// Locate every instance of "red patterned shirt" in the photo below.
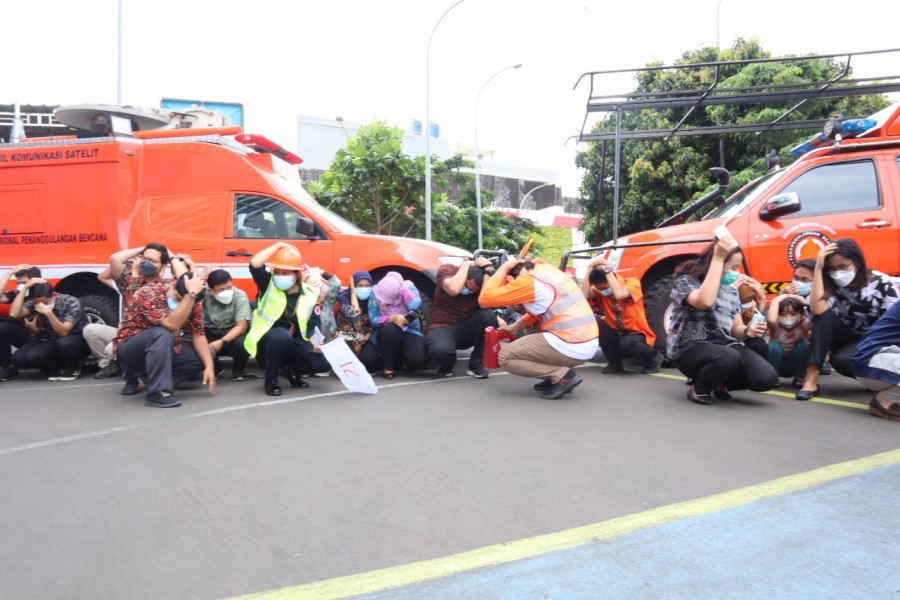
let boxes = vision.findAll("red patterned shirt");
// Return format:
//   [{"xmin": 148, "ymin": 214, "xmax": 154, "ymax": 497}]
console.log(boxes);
[{"xmin": 113, "ymin": 281, "xmax": 204, "ymax": 356}]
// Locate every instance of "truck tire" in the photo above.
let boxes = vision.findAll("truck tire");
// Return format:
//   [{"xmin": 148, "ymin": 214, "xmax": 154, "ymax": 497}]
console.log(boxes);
[
  {"xmin": 644, "ymin": 275, "xmax": 676, "ymax": 360},
  {"xmin": 80, "ymin": 295, "xmax": 120, "ymax": 327}
]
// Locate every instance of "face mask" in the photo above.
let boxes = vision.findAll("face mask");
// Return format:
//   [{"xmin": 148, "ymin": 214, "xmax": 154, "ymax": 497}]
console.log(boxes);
[
  {"xmin": 794, "ymin": 281, "xmax": 811, "ymax": 297},
  {"xmin": 167, "ymin": 296, "xmax": 179, "ymax": 310},
  {"xmin": 599, "ymin": 288, "xmax": 613, "ymax": 297},
  {"xmin": 16, "ymin": 283, "xmax": 25, "ymax": 292},
  {"xmin": 459, "ymin": 286, "xmax": 474, "ymax": 296},
  {"xmin": 829, "ymin": 269, "xmax": 856, "ymax": 288},
  {"xmin": 720, "ymin": 270, "xmax": 739, "ymax": 286},
  {"xmin": 741, "ymin": 301, "xmax": 754, "ymax": 311},
  {"xmin": 778, "ymin": 317, "xmax": 798, "ymax": 329},
  {"xmin": 214, "ymin": 289, "xmax": 234, "ymax": 304},
  {"xmin": 139, "ymin": 260, "xmax": 159, "ymax": 277},
  {"xmin": 355, "ymin": 287, "xmax": 372, "ymax": 300},
  {"xmin": 44, "ymin": 302, "xmax": 55, "ymax": 312},
  {"xmin": 273, "ymin": 275, "xmax": 295, "ymax": 291}
]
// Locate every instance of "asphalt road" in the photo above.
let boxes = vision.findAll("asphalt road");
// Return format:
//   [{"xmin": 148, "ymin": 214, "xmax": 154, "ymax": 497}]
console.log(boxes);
[{"xmin": 1, "ymin": 355, "xmax": 897, "ymax": 599}]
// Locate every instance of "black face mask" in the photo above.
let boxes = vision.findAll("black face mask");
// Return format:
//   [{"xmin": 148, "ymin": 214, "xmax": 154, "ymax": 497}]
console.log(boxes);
[{"xmin": 139, "ymin": 260, "xmax": 159, "ymax": 277}]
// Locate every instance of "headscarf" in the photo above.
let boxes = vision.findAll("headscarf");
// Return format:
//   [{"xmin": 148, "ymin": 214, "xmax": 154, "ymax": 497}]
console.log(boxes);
[
  {"xmin": 352, "ymin": 270, "xmax": 373, "ymax": 286},
  {"xmin": 372, "ymin": 271, "xmax": 414, "ymax": 317}
]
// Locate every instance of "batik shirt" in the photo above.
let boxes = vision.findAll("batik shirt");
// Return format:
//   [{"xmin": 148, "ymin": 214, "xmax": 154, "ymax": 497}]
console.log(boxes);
[
  {"xmin": 667, "ymin": 275, "xmax": 740, "ymax": 360},
  {"xmin": 113, "ymin": 281, "xmax": 203, "ymax": 356},
  {"xmin": 826, "ymin": 271, "xmax": 898, "ymax": 335}
]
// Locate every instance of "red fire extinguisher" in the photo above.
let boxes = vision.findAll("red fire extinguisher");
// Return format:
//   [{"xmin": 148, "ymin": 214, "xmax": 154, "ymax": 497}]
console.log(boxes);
[{"xmin": 483, "ymin": 326, "xmax": 516, "ymax": 369}]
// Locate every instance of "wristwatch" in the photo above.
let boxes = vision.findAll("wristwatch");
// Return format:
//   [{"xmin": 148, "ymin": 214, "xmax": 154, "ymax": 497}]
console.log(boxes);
[
  {"xmin": 188, "ymin": 291, "xmax": 199, "ymax": 299},
  {"xmin": 601, "ymin": 267, "xmax": 613, "ymax": 275}
]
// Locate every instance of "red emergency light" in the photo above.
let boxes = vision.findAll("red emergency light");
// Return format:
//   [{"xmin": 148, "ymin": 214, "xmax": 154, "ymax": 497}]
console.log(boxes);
[{"xmin": 235, "ymin": 133, "xmax": 304, "ymax": 165}]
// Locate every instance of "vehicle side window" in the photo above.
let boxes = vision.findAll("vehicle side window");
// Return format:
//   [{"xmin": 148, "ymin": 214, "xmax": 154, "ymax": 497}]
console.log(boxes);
[
  {"xmin": 780, "ymin": 159, "xmax": 880, "ymax": 217},
  {"xmin": 233, "ymin": 193, "xmax": 325, "ymax": 240}
]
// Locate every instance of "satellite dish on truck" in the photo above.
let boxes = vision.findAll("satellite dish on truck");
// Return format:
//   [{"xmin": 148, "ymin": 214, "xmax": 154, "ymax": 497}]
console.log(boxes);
[{"xmin": 54, "ymin": 104, "xmax": 174, "ymax": 134}]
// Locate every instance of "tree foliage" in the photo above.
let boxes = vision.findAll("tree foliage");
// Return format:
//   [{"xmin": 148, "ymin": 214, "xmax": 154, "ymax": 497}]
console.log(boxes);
[
  {"xmin": 575, "ymin": 38, "xmax": 892, "ymax": 245},
  {"xmin": 308, "ymin": 119, "xmax": 540, "ymax": 254}
]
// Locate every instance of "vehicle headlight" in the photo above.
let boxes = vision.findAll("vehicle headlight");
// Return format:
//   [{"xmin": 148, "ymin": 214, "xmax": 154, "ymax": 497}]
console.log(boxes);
[{"xmin": 599, "ymin": 239, "xmax": 627, "ymax": 270}]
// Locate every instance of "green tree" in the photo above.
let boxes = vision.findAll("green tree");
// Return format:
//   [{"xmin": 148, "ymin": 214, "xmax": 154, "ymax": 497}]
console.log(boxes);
[
  {"xmin": 576, "ymin": 39, "xmax": 891, "ymax": 245},
  {"xmin": 308, "ymin": 118, "xmax": 541, "ymax": 253}
]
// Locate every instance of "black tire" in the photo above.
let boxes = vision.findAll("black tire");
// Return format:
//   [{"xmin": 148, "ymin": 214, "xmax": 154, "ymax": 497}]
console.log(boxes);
[
  {"xmin": 80, "ymin": 295, "xmax": 120, "ymax": 327},
  {"xmin": 644, "ymin": 275, "xmax": 676, "ymax": 360}
]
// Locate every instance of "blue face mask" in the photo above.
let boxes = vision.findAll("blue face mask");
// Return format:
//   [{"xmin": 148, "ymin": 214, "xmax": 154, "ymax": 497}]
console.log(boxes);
[
  {"xmin": 720, "ymin": 270, "xmax": 739, "ymax": 286},
  {"xmin": 355, "ymin": 287, "xmax": 372, "ymax": 300},
  {"xmin": 459, "ymin": 286, "xmax": 474, "ymax": 296},
  {"xmin": 273, "ymin": 275, "xmax": 295, "ymax": 291},
  {"xmin": 167, "ymin": 296, "xmax": 179, "ymax": 310},
  {"xmin": 600, "ymin": 288, "xmax": 613, "ymax": 297},
  {"xmin": 794, "ymin": 281, "xmax": 811, "ymax": 297}
]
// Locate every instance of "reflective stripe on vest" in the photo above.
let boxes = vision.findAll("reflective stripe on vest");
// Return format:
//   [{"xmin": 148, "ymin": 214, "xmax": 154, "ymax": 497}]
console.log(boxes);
[
  {"xmin": 530, "ymin": 265, "xmax": 599, "ymax": 343},
  {"xmin": 244, "ymin": 278, "xmax": 315, "ymax": 357}
]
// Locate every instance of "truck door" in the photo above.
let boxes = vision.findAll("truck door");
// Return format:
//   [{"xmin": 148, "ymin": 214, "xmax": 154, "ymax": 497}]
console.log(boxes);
[
  {"xmin": 223, "ymin": 193, "xmax": 334, "ymax": 288},
  {"xmin": 745, "ymin": 157, "xmax": 899, "ymax": 292}
]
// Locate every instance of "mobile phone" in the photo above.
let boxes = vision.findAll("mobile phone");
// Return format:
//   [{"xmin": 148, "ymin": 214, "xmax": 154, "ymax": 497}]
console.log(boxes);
[
  {"xmin": 714, "ymin": 224, "xmax": 731, "ymax": 241},
  {"xmin": 404, "ymin": 312, "xmax": 418, "ymax": 323}
]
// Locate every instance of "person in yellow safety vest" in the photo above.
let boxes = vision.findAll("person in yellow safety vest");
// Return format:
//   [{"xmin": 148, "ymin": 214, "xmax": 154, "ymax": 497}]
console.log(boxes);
[
  {"xmin": 245, "ymin": 242, "xmax": 330, "ymax": 396},
  {"xmin": 478, "ymin": 258, "xmax": 599, "ymax": 399}
]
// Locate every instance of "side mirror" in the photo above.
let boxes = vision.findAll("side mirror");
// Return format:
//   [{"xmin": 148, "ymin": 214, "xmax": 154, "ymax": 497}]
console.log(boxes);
[
  {"xmin": 759, "ymin": 192, "xmax": 800, "ymax": 221},
  {"xmin": 295, "ymin": 216, "xmax": 318, "ymax": 238}
]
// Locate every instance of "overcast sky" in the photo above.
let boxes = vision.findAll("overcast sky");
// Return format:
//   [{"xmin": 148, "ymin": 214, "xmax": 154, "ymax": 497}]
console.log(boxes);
[{"xmin": 6, "ymin": 0, "xmax": 898, "ymax": 196}]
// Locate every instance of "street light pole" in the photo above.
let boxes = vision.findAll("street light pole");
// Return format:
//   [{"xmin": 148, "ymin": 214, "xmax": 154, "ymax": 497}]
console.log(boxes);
[
  {"xmin": 474, "ymin": 63, "xmax": 521, "ymax": 250},
  {"xmin": 519, "ymin": 181, "xmax": 554, "ymax": 211},
  {"xmin": 425, "ymin": 0, "xmax": 465, "ymax": 241}
]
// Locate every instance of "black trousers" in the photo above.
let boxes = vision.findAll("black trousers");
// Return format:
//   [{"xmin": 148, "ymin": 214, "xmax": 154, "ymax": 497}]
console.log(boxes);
[
  {"xmin": 0, "ymin": 320, "xmax": 29, "ymax": 367},
  {"xmin": 598, "ymin": 320, "xmax": 656, "ymax": 367},
  {"xmin": 205, "ymin": 328, "xmax": 250, "ymax": 371},
  {"xmin": 376, "ymin": 323, "xmax": 427, "ymax": 372},
  {"xmin": 256, "ymin": 327, "xmax": 329, "ymax": 383},
  {"xmin": 675, "ymin": 342, "xmax": 778, "ymax": 396},
  {"xmin": 807, "ymin": 310, "xmax": 860, "ymax": 378},
  {"xmin": 425, "ymin": 308, "xmax": 498, "ymax": 370},
  {"xmin": 11, "ymin": 334, "xmax": 90, "ymax": 372}
]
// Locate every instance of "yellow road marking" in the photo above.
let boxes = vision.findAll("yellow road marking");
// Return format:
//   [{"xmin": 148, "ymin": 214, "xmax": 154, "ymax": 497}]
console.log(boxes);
[{"xmin": 224, "ymin": 448, "xmax": 900, "ymax": 600}]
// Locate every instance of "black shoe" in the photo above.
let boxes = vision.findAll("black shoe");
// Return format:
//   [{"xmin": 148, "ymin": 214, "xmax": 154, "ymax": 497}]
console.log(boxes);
[
  {"xmin": 687, "ymin": 388, "xmax": 713, "ymax": 405},
  {"xmin": 642, "ymin": 351, "xmax": 665, "ymax": 374},
  {"xmin": 0, "ymin": 365, "xmax": 19, "ymax": 382},
  {"xmin": 285, "ymin": 371, "xmax": 309, "ymax": 389},
  {"xmin": 533, "ymin": 379, "xmax": 553, "ymax": 392},
  {"xmin": 382, "ymin": 371, "xmax": 396, "ymax": 380},
  {"xmin": 144, "ymin": 390, "xmax": 181, "ymax": 408},
  {"xmin": 602, "ymin": 363, "xmax": 625, "ymax": 374},
  {"xmin": 47, "ymin": 370, "xmax": 62, "ymax": 381},
  {"xmin": 214, "ymin": 361, "xmax": 225, "ymax": 379},
  {"xmin": 541, "ymin": 370, "xmax": 583, "ymax": 400},
  {"xmin": 436, "ymin": 366, "xmax": 454, "ymax": 378},
  {"xmin": 265, "ymin": 380, "xmax": 283, "ymax": 396},
  {"xmin": 94, "ymin": 362, "xmax": 121, "ymax": 379},
  {"xmin": 713, "ymin": 389, "xmax": 732, "ymax": 401},
  {"xmin": 795, "ymin": 387, "xmax": 820, "ymax": 401},
  {"xmin": 232, "ymin": 370, "xmax": 248, "ymax": 382},
  {"xmin": 466, "ymin": 367, "xmax": 490, "ymax": 379},
  {"xmin": 58, "ymin": 368, "xmax": 81, "ymax": 381},
  {"xmin": 121, "ymin": 379, "xmax": 141, "ymax": 396},
  {"xmin": 820, "ymin": 362, "xmax": 832, "ymax": 375}
]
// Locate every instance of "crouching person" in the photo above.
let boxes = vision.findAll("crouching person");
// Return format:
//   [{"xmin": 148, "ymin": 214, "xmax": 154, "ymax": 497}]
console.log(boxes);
[
  {"xmin": 114, "ymin": 272, "xmax": 215, "ymax": 407},
  {"xmin": 479, "ymin": 258, "xmax": 599, "ymax": 399},
  {"xmin": 8, "ymin": 279, "xmax": 90, "ymax": 380},
  {"xmin": 203, "ymin": 269, "xmax": 252, "ymax": 381}
]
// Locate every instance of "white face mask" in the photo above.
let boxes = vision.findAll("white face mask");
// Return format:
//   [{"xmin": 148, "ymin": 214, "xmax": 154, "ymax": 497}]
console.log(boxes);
[
  {"xmin": 829, "ymin": 269, "xmax": 856, "ymax": 288},
  {"xmin": 778, "ymin": 317, "xmax": 798, "ymax": 329},
  {"xmin": 214, "ymin": 289, "xmax": 234, "ymax": 304},
  {"xmin": 44, "ymin": 301, "xmax": 55, "ymax": 312},
  {"xmin": 16, "ymin": 283, "xmax": 25, "ymax": 292}
]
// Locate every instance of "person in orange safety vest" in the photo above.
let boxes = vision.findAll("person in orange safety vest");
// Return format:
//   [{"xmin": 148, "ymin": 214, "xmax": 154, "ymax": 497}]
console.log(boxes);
[{"xmin": 478, "ymin": 258, "xmax": 599, "ymax": 399}]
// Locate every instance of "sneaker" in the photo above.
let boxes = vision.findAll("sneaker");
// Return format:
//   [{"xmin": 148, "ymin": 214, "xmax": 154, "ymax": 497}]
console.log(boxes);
[
  {"xmin": 540, "ymin": 370, "xmax": 583, "ymax": 400},
  {"xmin": 47, "ymin": 370, "xmax": 62, "ymax": 381},
  {"xmin": 94, "ymin": 362, "xmax": 121, "ymax": 379},
  {"xmin": 820, "ymin": 361, "xmax": 833, "ymax": 375},
  {"xmin": 121, "ymin": 379, "xmax": 141, "ymax": 396},
  {"xmin": 214, "ymin": 362, "xmax": 225, "ymax": 379},
  {"xmin": 466, "ymin": 367, "xmax": 490, "ymax": 379},
  {"xmin": 313, "ymin": 371, "xmax": 333, "ymax": 378},
  {"xmin": 533, "ymin": 379, "xmax": 553, "ymax": 392},
  {"xmin": 436, "ymin": 365, "xmax": 454, "ymax": 378},
  {"xmin": 144, "ymin": 390, "xmax": 181, "ymax": 408},
  {"xmin": 641, "ymin": 351, "xmax": 665, "ymax": 374},
  {"xmin": 0, "ymin": 366, "xmax": 19, "ymax": 382},
  {"xmin": 58, "ymin": 368, "xmax": 81, "ymax": 381},
  {"xmin": 232, "ymin": 370, "xmax": 248, "ymax": 382}
]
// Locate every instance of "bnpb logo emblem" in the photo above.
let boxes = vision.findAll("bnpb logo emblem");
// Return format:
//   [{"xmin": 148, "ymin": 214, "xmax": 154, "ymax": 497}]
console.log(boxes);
[{"xmin": 788, "ymin": 230, "xmax": 831, "ymax": 267}]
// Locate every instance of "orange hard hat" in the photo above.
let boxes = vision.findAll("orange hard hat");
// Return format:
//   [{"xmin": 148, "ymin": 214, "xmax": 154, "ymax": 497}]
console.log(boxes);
[{"xmin": 272, "ymin": 246, "xmax": 303, "ymax": 270}]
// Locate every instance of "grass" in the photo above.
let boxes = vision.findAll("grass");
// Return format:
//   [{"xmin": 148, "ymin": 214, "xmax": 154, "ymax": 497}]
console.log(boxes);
[{"xmin": 533, "ymin": 226, "xmax": 573, "ymax": 269}]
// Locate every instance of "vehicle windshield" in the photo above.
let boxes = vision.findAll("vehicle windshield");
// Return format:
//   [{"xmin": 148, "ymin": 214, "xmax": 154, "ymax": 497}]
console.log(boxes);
[
  {"xmin": 704, "ymin": 169, "xmax": 788, "ymax": 219},
  {"xmin": 285, "ymin": 191, "xmax": 364, "ymax": 234}
]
